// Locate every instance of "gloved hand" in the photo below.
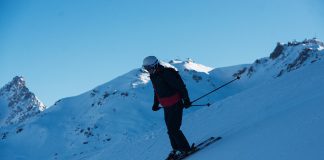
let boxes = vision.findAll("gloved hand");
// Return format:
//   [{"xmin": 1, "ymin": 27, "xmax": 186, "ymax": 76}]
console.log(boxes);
[
  {"xmin": 183, "ymin": 98, "xmax": 192, "ymax": 109},
  {"xmin": 152, "ymin": 104, "xmax": 161, "ymax": 111}
]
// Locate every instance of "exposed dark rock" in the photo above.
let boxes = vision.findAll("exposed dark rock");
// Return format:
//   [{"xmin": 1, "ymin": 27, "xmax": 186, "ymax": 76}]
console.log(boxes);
[
  {"xmin": 287, "ymin": 48, "xmax": 311, "ymax": 72},
  {"xmin": 233, "ymin": 67, "xmax": 247, "ymax": 77},
  {"xmin": 192, "ymin": 75, "xmax": 202, "ymax": 82},
  {"xmin": 247, "ymin": 66, "xmax": 255, "ymax": 77},
  {"xmin": 270, "ymin": 42, "xmax": 284, "ymax": 59}
]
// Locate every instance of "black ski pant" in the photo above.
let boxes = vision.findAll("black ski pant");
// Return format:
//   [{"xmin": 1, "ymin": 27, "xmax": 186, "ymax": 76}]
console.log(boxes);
[{"xmin": 163, "ymin": 102, "xmax": 191, "ymax": 152}]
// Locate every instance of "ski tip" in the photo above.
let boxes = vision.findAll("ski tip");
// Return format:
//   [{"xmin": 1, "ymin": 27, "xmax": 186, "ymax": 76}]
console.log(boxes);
[{"xmin": 210, "ymin": 136, "xmax": 222, "ymax": 141}]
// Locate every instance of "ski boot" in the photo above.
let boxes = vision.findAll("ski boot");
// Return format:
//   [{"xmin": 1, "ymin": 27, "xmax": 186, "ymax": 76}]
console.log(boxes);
[{"xmin": 165, "ymin": 150, "xmax": 177, "ymax": 160}]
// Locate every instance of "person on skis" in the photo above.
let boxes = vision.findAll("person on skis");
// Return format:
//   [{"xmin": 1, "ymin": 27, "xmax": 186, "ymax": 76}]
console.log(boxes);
[{"xmin": 142, "ymin": 56, "xmax": 192, "ymax": 159}]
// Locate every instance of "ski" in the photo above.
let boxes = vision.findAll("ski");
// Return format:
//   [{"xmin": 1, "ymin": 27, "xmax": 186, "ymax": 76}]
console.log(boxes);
[
  {"xmin": 166, "ymin": 136, "xmax": 222, "ymax": 160},
  {"xmin": 195, "ymin": 136, "xmax": 221, "ymax": 149},
  {"xmin": 178, "ymin": 136, "xmax": 222, "ymax": 160}
]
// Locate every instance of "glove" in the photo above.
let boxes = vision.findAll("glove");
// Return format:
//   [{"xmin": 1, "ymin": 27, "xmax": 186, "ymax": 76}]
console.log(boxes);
[
  {"xmin": 183, "ymin": 98, "xmax": 192, "ymax": 109},
  {"xmin": 152, "ymin": 104, "xmax": 161, "ymax": 111}
]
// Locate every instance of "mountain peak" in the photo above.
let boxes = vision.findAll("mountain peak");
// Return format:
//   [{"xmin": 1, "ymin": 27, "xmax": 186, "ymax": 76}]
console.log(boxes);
[
  {"xmin": 10, "ymin": 76, "xmax": 26, "ymax": 90},
  {"xmin": 0, "ymin": 76, "xmax": 27, "ymax": 95},
  {"xmin": 233, "ymin": 38, "xmax": 324, "ymax": 79},
  {"xmin": 0, "ymin": 76, "xmax": 46, "ymax": 126},
  {"xmin": 270, "ymin": 38, "xmax": 324, "ymax": 60},
  {"xmin": 12, "ymin": 76, "xmax": 25, "ymax": 86},
  {"xmin": 168, "ymin": 58, "xmax": 195, "ymax": 64},
  {"xmin": 168, "ymin": 58, "xmax": 213, "ymax": 74}
]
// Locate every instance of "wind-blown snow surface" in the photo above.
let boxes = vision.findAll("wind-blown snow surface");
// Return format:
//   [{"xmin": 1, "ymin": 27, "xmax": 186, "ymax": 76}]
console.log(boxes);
[{"xmin": 1, "ymin": 39, "xmax": 324, "ymax": 160}]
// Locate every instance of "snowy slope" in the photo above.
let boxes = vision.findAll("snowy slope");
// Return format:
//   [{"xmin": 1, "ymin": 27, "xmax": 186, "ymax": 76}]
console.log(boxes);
[
  {"xmin": 0, "ymin": 76, "xmax": 46, "ymax": 127},
  {"xmin": 184, "ymin": 56, "xmax": 324, "ymax": 160},
  {"xmin": 1, "ymin": 59, "xmax": 236, "ymax": 160},
  {"xmin": 120, "ymin": 39, "xmax": 324, "ymax": 160},
  {"xmin": 1, "ymin": 39, "xmax": 323, "ymax": 160}
]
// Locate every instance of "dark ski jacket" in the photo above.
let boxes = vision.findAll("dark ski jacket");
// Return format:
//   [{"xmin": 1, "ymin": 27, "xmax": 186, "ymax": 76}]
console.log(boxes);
[{"xmin": 150, "ymin": 64, "xmax": 190, "ymax": 107}]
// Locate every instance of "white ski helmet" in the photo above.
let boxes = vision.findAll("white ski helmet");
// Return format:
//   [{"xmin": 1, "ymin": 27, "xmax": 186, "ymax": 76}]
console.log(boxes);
[
  {"xmin": 143, "ymin": 56, "xmax": 159, "ymax": 67},
  {"xmin": 143, "ymin": 56, "xmax": 159, "ymax": 73}
]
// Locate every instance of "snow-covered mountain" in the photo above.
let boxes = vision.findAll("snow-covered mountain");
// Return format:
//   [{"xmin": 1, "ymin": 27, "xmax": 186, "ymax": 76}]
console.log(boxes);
[
  {"xmin": 0, "ymin": 76, "xmax": 46, "ymax": 128},
  {"xmin": 233, "ymin": 38, "xmax": 324, "ymax": 80},
  {"xmin": 0, "ymin": 38, "xmax": 323, "ymax": 160},
  {"xmin": 0, "ymin": 58, "xmax": 224, "ymax": 160}
]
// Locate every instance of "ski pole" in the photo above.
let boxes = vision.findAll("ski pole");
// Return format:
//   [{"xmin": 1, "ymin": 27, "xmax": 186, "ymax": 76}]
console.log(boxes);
[
  {"xmin": 190, "ymin": 103, "xmax": 211, "ymax": 107},
  {"xmin": 191, "ymin": 76, "xmax": 240, "ymax": 104}
]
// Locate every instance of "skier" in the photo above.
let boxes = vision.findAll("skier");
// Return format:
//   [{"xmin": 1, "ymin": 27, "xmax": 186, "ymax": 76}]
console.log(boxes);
[{"xmin": 142, "ymin": 56, "xmax": 192, "ymax": 159}]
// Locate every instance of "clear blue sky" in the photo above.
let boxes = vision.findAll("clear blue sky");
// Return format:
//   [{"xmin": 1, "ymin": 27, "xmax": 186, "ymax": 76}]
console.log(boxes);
[{"xmin": 1, "ymin": 0, "xmax": 323, "ymax": 106}]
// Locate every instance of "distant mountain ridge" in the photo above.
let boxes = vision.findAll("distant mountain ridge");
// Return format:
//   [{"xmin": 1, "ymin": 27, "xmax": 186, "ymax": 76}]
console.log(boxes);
[
  {"xmin": 233, "ymin": 38, "xmax": 324, "ymax": 79},
  {"xmin": 0, "ymin": 76, "xmax": 46, "ymax": 127},
  {"xmin": 0, "ymin": 38, "xmax": 323, "ymax": 160}
]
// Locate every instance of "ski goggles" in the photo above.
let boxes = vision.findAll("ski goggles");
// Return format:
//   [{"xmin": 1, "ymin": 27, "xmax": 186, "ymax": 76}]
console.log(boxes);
[{"xmin": 143, "ymin": 63, "xmax": 157, "ymax": 72}]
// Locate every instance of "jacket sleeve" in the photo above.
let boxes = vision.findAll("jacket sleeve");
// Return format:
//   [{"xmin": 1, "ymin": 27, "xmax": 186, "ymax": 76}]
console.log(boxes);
[
  {"xmin": 162, "ymin": 69, "xmax": 190, "ymax": 100},
  {"xmin": 153, "ymin": 91, "xmax": 160, "ymax": 106},
  {"xmin": 150, "ymin": 76, "xmax": 160, "ymax": 106}
]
